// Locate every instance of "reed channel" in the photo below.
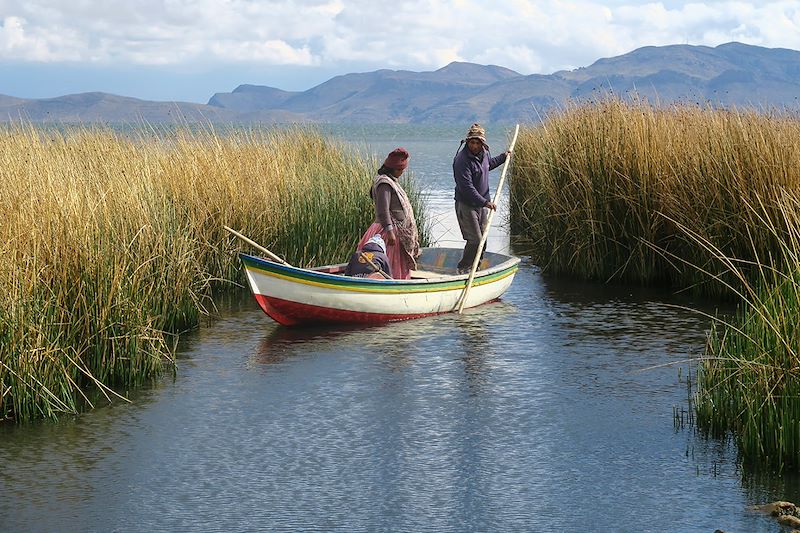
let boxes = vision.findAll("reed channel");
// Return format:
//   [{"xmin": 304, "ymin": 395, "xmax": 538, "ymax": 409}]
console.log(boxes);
[{"xmin": 510, "ymin": 99, "xmax": 800, "ymax": 472}]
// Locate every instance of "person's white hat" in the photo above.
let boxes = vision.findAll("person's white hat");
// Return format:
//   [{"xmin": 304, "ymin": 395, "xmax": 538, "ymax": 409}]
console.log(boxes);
[{"xmin": 366, "ymin": 234, "xmax": 387, "ymax": 253}]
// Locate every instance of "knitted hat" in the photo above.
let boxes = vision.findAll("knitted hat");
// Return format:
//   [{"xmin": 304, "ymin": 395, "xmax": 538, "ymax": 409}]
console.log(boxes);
[
  {"xmin": 365, "ymin": 234, "xmax": 387, "ymax": 253},
  {"xmin": 383, "ymin": 147, "xmax": 410, "ymax": 171},
  {"xmin": 465, "ymin": 123, "xmax": 486, "ymax": 143}
]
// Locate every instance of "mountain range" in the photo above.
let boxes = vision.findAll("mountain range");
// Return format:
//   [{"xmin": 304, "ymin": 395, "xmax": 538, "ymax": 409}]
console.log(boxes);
[{"xmin": 2, "ymin": 42, "xmax": 799, "ymax": 124}]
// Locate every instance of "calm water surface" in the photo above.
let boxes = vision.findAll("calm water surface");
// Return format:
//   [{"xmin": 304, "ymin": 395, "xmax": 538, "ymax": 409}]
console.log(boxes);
[{"xmin": 2, "ymin": 125, "xmax": 799, "ymax": 532}]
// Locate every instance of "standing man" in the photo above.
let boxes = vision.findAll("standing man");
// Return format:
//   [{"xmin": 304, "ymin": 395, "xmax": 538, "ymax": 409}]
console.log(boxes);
[{"xmin": 452, "ymin": 123, "xmax": 510, "ymax": 274}]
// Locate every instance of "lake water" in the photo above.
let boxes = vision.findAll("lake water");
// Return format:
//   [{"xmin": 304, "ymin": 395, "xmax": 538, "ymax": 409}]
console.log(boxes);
[{"xmin": 2, "ymin": 125, "xmax": 799, "ymax": 532}]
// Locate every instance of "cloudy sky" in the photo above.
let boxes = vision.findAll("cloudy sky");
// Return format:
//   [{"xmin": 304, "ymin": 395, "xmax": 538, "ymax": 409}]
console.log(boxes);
[{"xmin": 1, "ymin": 0, "xmax": 799, "ymax": 103}]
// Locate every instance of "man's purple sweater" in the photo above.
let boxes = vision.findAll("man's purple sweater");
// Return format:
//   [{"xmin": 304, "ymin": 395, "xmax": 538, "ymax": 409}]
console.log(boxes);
[{"xmin": 453, "ymin": 146, "xmax": 507, "ymax": 208}]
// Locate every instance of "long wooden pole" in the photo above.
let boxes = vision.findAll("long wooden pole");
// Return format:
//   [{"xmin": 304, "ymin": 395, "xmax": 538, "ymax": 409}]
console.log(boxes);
[
  {"xmin": 223, "ymin": 225, "xmax": 290, "ymax": 265},
  {"xmin": 455, "ymin": 124, "xmax": 520, "ymax": 314}
]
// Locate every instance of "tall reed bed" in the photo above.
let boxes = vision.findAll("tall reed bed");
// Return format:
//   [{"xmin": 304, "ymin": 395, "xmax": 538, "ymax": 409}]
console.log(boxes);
[
  {"xmin": 0, "ymin": 124, "xmax": 427, "ymax": 422},
  {"xmin": 693, "ymin": 191, "xmax": 800, "ymax": 470},
  {"xmin": 510, "ymin": 99, "xmax": 800, "ymax": 295},
  {"xmin": 509, "ymin": 99, "xmax": 800, "ymax": 469}
]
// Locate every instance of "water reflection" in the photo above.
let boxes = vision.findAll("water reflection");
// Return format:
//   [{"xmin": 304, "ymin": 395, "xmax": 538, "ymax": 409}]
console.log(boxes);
[
  {"xmin": 249, "ymin": 300, "xmax": 518, "ymax": 378},
  {"xmin": 741, "ymin": 464, "xmax": 800, "ymax": 506},
  {"xmin": 455, "ymin": 317, "xmax": 491, "ymax": 396}
]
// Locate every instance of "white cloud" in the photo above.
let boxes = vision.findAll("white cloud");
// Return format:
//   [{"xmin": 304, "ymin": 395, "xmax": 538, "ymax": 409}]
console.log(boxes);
[
  {"xmin": 210, "ymin": 40, "xmax": 317, "ymax": 65},
  {"xmin": 0, "ymin": 0, "xmax": 799, "ymax": 74},
  {"xmin": 0, "ymin": 16, "xmax": 85, "ymax": 61}
]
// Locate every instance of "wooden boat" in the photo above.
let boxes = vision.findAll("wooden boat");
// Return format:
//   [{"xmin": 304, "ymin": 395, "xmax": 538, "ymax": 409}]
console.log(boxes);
[{"xmin": 240, "ymin": 247, "xmax": 520, "ymax": 326}]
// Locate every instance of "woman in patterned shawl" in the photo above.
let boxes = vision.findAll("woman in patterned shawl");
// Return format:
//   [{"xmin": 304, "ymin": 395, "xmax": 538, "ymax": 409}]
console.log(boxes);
[{"xmin": 355, "ymin": 147, "xmax": 420, "ymax": 279}]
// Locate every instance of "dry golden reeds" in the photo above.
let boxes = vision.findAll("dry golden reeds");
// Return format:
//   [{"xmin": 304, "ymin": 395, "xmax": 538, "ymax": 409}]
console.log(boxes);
[
  {"xmin": 0, "ymin": 123, "xmax": 428, "ymax": 422},
  {"xmin": 510, "ymin": 99, "xmax": 800, "ymax": 294}
]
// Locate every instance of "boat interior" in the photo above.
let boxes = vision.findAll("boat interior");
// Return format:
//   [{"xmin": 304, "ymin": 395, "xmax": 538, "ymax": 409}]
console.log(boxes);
[{"xmin": 313, "ymin": 247, "xmax": 509, "ymax": 280}]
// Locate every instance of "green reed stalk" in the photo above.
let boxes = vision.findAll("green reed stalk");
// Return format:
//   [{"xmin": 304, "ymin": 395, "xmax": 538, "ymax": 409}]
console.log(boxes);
[{"xmin": 692, "ymin": 191, "xmax": 800, "ymax": 470}]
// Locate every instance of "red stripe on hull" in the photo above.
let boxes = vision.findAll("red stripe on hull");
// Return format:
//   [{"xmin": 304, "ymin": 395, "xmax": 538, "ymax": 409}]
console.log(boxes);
[{"xmin": 254, "ymin": 294, "xmax": 441, "ymax": 326}]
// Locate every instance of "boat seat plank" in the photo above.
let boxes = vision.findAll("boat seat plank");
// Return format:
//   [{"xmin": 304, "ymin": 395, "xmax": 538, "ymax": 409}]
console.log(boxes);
[{"xmin": 410, "ymin": 269, "xmax": 444, "ymax": 279}]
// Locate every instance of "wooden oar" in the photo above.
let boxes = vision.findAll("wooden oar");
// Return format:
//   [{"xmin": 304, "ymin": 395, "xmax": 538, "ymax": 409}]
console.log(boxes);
[
  {"xmin": 360, "ymin": 252, "xmax": 392, "ymax": 279},
  {"xmin": 223, "ymin": 225, "xmax": 290, "ymax": 265},
  {"xmin": 455, "ymin": 124, "xmax": 520, "ymax": 314}
]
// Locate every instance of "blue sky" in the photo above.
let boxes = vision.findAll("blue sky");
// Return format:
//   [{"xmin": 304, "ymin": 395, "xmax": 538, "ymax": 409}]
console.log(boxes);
[{"xmin": 1, "ymin": 1, "xmax": 799, "ymax": 103}]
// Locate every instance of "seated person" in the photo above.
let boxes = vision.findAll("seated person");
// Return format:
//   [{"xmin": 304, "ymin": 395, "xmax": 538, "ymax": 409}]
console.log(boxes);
[{"xmin": 344, "ymin": 235, "xmax": 392, "ymax": 278}]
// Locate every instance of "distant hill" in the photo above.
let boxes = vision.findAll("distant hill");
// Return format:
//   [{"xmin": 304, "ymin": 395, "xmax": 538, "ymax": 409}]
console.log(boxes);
[
  {"xmin": 0, "ymin": 92, "xmax": 238, "ymax": 123},
  {"xmin": 556, "ymin": 42, "xmax": 800, "ymax": 110},
  {"xmin": 210, "ymin": 62, "xmax": 522, "ymax": 123},
  {"xmin": 2, "ymin": 42, "xmax": 799, "ymax": 124}
]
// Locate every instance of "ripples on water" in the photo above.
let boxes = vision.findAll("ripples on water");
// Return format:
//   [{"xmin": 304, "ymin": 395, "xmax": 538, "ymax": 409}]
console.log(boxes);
[
  {"xmin": 3, "ymin": 125, "xmax": 800, "ymax": 531},
  {"xmin": 3, "ymin": 263, "xmax": 795, "ymax": 531}
]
